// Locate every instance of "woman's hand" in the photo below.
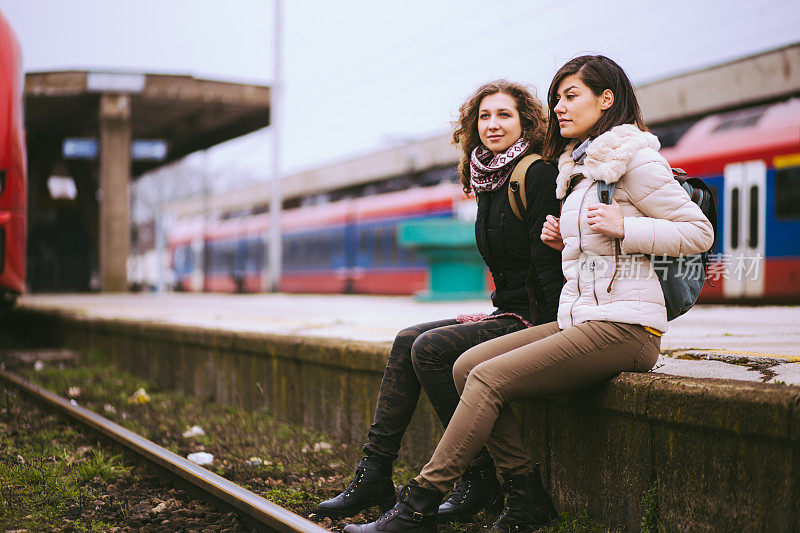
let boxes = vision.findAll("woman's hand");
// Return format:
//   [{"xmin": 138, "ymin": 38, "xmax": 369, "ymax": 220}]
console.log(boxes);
[
  {"xmin": 541, "ymin": 215, "xmax": 564, "ymax": 251},
  {"xmin": 586, "ymin": 199, "xmax": 625, "ymax": 238}
]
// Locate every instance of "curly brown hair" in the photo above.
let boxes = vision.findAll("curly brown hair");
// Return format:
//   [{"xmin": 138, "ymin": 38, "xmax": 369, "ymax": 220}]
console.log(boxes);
[{"xmin": 453, "ymin": 80, "xmax": 547, "ymax": 195}]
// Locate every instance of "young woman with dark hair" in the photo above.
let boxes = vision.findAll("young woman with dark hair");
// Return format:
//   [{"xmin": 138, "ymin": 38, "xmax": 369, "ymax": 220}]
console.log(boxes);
[
  {"xmin": 315, "ymin": 80, "xmax": 562, "ymax": 525},
  {"xmin": 343, "ymin": 56, "xmax": 713, "ymax": 533}
]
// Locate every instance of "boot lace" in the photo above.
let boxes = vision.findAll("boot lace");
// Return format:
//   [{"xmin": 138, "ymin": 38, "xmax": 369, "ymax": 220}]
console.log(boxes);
[
  {"xmin": 445, "ymin": 478, "xmax": 471, "ymax": 505},
  {"xmin": 375, "ymin": 484, "xmax": 409, "ymax": 526},
  {"xmin": 342, "ymin": 465, "xmax": 366, "ymax": 498},
  {"xmin": 494, "ymin": 481, "xmax": 525, "ymax": 527}
]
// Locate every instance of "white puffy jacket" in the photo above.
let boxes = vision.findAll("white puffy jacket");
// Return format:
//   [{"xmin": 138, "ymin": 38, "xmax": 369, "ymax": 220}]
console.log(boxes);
[{"xmin": 555, "ymin": 124, "xmax": 714, "ymax": 333}]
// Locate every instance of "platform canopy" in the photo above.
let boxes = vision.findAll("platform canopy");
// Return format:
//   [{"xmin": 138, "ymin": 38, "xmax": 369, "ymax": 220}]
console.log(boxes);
[
  {"xmin": 24, "ymin": 71, "xmax": 270, "ymax": 292},
  {"xmin": 25, "ymin": 71, "xmax": 270, "ymax": 176}
]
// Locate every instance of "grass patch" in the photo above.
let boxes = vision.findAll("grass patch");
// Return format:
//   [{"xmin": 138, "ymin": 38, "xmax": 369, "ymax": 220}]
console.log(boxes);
[
  {"xmin": 0, "ymin": 387, "xmax": 128, "ymax": 531},
  {"xmin": 76, "ymin": 449, "xmax": 129, "ymax": 484},
  {"xmin": 12, "ymin": 351, "xmax": 622, "ymax": 532},
  {"xmin": 640, "ymin": 482, "xmax": 660, "ymax": 533}
]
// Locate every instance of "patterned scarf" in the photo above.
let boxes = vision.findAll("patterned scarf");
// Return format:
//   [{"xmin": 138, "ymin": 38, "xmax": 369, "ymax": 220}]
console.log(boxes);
[{"xmin": 469, "ymin": 136, "xmax": 529, "ymax": 193}]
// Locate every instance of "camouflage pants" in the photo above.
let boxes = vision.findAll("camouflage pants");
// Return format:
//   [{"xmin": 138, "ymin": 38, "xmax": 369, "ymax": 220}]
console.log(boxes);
[{"xmin": 363, "ymin": 316, "xmax": 525, "ymax": 461}]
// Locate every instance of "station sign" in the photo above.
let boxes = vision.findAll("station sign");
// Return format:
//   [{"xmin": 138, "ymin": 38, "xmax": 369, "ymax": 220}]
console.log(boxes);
[
  {"xmin": 63, "ymin": 138, "xmax": 98, "ymax": 159},
  {"xmin": 87, "ymin": 72, "xmax": 145, "ymax": 94},
  {"xmin": 131, "ymin": 139, "xmax": 169, "ymax": 161},
  {"xmin": 63, "ymin": 138, "xmax": 168, "ymax": 162}
]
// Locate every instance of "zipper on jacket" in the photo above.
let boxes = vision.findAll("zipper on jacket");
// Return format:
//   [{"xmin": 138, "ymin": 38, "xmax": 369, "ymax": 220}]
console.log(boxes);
[{"xmin": 569, "ymin": 181, "xmax": 593, "ymax": 325}]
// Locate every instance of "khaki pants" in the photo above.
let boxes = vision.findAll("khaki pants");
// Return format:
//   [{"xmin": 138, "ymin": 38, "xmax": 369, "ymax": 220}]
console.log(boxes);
[{"xmin": 415, "ymin": 320, "xmax": 660, "ymax": 493}]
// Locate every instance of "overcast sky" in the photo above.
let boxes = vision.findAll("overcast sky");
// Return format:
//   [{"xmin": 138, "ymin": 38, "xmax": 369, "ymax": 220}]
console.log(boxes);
[{"xmin": 2, "ymin": 0, "xmax": 799, "ymax": 180}]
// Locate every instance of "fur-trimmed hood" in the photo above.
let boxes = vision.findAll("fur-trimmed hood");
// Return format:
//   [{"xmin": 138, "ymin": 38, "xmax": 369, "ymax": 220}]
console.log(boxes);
[{"xmin": 555, "ymin": 124, "xmax": 661, "ymax": 199}]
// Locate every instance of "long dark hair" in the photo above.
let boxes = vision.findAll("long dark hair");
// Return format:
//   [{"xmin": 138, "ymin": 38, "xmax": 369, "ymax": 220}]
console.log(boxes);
[
  {"xmin": 542, "ymin": 55, "xmax": 646, "ymax": 161},
  {"xmin": 453, "ymin": 80, "xmax": 547, "ymax": 195}
]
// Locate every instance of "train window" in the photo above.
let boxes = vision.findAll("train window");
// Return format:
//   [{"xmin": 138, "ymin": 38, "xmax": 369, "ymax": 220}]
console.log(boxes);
[
  {"xmin": 289, "ymin": 242, "xmax": 296, "ymax": 267},
  {"xmin": 706, "ymin": 184, "xmax": 720, "ymax": 253},
  {"xmin": 315, "ymin": 235, "xmax": 323, "ymax": 265},
  {"xmin": 183, "ymin": 246, "xmax": 194, "ymax": 272},
  {"xmin": 730, "ymin": 188, "xmax": 739, "ymax": 250},
  {"xmin": 389, "ymin": 227, "xmax": 399, "ymax": 264},
  {"xmin": 359, "ymin": 229, "xmax": 369, "ymax": 255},
  {"xmin": 254, "ymin": 240, "xmax": 265, "ymax": 270},
  {"xmin": 332, "ymin": 234, "xmax": 342, "ymax": 258},
  {"xmin": 748, "ymin": 186, "xmax": 759, "ymax": 248},
  {"xmin": 299, "ymin": 239, "xmax": 309, "ymax": 266},
  {"xmin": 712, "ymin": 106, "xmax": 768, "ymax": 133},
  {"xmin": 384, "ymin": 228, "xmax": 391, "ymax": 264},
  {"xmin": 374, "ymin": 228, "xmax": 383, "ymax": 265},
  {"xmin": 313, "ymin": 236, "xmax": 323, "ymax": 265},
  {"xmin": 775, "ymin": 167, "xmax": 800, "ymax": 220}
]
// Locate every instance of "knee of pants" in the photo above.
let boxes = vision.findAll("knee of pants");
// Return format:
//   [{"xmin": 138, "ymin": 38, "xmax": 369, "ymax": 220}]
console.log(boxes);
[
  {"xmin": 388, "ymin": 325, "xmax": 422, "ymax": 364},
  {"xmin": 463, "ymin": 361, "xmax": 507, "ymax": 403},
  {"xmin": 410, "ymin": 330, "xmax": 447, "ymax": 371},
  {"xmin": 452, "ymin": 347, "xmax": 480, "ymax": 393}
]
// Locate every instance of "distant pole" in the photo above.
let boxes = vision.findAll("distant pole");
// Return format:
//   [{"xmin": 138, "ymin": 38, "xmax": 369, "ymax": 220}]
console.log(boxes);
[
  {"xmin": 202, "ymin": 149, "xmax": 210, "ymax": 292},
  {"xmin": 268, "ymin": 0, "xmax": 283, "ymax": 292},
  {"xmin": 155, "ymin": 197, "xmax": 164, "ymax": 292}
]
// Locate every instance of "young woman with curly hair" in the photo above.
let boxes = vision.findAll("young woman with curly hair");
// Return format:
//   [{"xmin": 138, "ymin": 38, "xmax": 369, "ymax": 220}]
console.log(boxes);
[
  {"xmin": 343, "ymin": 57, "xmax": 713, "ymax": 533},
  {"xmin": 316, "ymin": 80, "xmax": 562, "ymax": 526}
]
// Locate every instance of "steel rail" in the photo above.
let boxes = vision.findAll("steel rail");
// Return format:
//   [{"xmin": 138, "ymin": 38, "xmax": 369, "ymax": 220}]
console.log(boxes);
[{"xmin": 0, "ymin": 368, "xmax": 329, "ymax": 533}]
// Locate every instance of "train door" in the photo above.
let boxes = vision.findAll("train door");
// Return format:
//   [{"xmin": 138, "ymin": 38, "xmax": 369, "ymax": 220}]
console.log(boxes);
[
  {"xmin": 259, "ymin": 235, "xmax": 270, "ymax": 292},
  {"xmin": 342, "ymin": 218, "xmax": 357, "ymax": 293},
  {"xmin": 191, "ymin": 237, "xmax": 204, "ymax": 291},
  {"xmin": 723, "ymin": 160, "xmax": 766, "ymax": 298}
]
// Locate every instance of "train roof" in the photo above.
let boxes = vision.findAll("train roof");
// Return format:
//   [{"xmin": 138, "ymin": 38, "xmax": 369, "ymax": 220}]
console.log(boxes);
[
  {"xmin": 169, "ymin": 182, "xmax": 465, "ymax": 244},
  {"xmin": 661, "ymin": 98, "xmax": 800, "ymax": 176}
]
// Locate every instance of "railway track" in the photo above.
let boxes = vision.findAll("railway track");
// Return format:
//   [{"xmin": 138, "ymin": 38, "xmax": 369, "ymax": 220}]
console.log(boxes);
[{"xmin": 0, "ymin": 368, "xmax": 330, "ymax": 533}]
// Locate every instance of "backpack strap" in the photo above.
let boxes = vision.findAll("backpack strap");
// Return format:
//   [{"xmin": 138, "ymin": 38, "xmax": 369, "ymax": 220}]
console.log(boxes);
[
  {"xmin": 596, "ymin": 181, "xmax": 616, "ymax": 204},
  {"xmin": 508, "ymin": 154, "xmax": 541, "ymax": 221},
  {"xmin": 596, "ymin": 180, "xmax": 620, "ymax": 292}
]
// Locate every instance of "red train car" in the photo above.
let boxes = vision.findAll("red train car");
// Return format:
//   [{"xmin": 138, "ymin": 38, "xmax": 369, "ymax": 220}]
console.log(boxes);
[
  {"xmin": 0, "ymin": 10, "xmax": 27, "ymax": 306},
  {"xmin": 661, "ymin": 99, "xmax": 800, "ymax": 303},
  {"xmin": 170, "ymin": 183, "xmax": 466, "ymax": 295}
]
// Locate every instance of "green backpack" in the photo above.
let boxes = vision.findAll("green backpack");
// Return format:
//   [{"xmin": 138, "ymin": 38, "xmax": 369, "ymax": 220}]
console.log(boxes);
[{"xmin": 507, "ymin": 154, "xmax": 542, "ymax": 221}]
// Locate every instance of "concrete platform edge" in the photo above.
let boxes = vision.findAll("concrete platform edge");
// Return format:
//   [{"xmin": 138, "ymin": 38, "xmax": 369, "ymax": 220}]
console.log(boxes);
[{"xmin": 4, "ymin": 307, "xmax": 799, "ymax": 532}]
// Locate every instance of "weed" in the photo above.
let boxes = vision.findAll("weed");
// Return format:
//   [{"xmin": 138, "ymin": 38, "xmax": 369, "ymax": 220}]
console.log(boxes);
[
  {"xmin": 76, "ymin": 449, "xmax": 128, "ymax": 484},
  {"xmin": 640, "ymin": 482, "xmax": 660, "ymax": 533},
  {"xmin": 263, "ymin": 487, "xmax": 310, "ymax": 508},
  {"xmin": 86, "ymin": 349, "xmax": 109, "ymax": 366}
]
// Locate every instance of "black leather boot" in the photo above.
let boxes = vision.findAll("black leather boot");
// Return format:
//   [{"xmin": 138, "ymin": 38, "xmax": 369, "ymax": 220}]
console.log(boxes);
[
  {"xmin": 490, "ymin": 467, "xmax": 558, "ymax": 532},
  {"xmin": 316, "ymin": 455, "xmax": 396, "ymax": 519},
  {"xmin": 436, "ymin": 458, "xmax": 502, "ymax": 523},
  {"xmin": 343, "ymin": 479, "xmax": 442, "ymax": 533}
]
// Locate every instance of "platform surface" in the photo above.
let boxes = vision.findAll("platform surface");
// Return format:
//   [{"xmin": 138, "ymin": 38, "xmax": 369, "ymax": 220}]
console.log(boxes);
[{"xmin": 18, "ymin": 293, "xmax": 800, "ymax": 385}]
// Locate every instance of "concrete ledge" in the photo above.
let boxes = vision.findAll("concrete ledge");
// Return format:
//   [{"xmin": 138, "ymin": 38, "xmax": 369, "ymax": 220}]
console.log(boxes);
[{"xmin": 3, "ymin": 308, "xmax": 798, "ymax": 532}]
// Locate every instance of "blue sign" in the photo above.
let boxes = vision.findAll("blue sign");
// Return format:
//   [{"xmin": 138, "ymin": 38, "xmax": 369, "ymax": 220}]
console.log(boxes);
[
  {"xmin": 62, "ymin": 138, "xmax": 168, "ymax": 161},
  {"xmin": 63, "ymin": 138, "xmax": 98, "ymax": 159},
  {"xmin": 131, "ymin": 139, "xmax": 168, "ymax": 161}
]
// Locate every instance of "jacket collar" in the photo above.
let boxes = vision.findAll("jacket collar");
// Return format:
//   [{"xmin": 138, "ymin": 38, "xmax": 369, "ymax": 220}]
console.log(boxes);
[{"xmin": 555, "ymin": 124, "xmax": 660, "ymax": 199}]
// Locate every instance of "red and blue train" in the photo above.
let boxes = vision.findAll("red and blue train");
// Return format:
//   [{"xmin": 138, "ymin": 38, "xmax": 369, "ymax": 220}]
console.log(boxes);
[
  {"xmin": 170, "ymin": 184, "xmax": 465, "ymax": 294},
  {"xmin": 0, "ymin": 10, "xmax": 27, "ymax": 307},
  {"xmin": 170, "ymin": 98, "xmax": 800, "ymax": 302},
  {"xmin": 660, "ymin": 98, "xmax": 800, "ymax": 302}
]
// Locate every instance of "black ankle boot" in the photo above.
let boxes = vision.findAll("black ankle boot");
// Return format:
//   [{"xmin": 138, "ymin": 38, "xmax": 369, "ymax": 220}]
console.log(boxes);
[
  {"xmin": 343, "ymin": 480, "xmax": 442, "ymax": 533},
  {"xmin": 490, "ymin": 467, "xmax": 558, "ymax": 532},
  {"xmin": 316, "ymin": 455, "xmax": 396, "ymax": 519},
  {"xmin": 437, "ymin": 459, "xmax": 502, "ymax": 523}
]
